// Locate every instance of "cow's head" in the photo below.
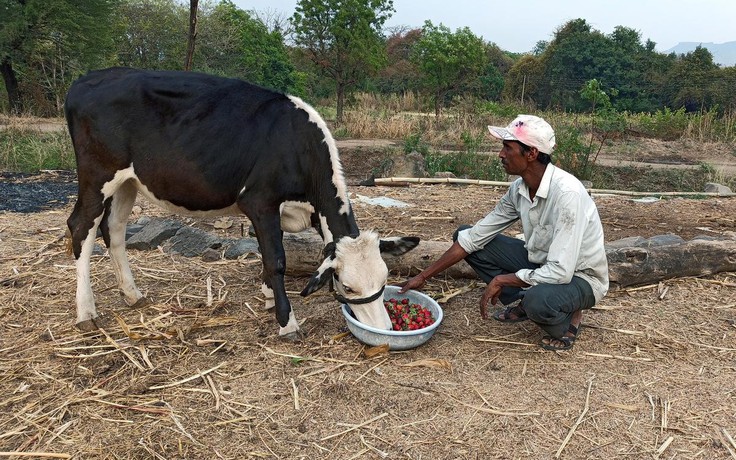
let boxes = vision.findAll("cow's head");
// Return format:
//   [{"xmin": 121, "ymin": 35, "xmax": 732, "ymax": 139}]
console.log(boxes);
[{"xmin": 301, "ymin": 231, "xmax": 420, "ymax": 330}]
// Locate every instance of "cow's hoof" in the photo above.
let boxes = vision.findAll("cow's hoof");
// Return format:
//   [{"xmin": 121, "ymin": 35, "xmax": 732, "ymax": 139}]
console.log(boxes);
[
  {"xmin": 279, "ymin": 329, "xmax": 307, "ymax": 342},
  {"xmin": 76, "ymin": 319, "xmax": 99, "ymax": 332},
  {"xmin": 130, "ymin": 297, "xmax": 151, "ymax": 309}
]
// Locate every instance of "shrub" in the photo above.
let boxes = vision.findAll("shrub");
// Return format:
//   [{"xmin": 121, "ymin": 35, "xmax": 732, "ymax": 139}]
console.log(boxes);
[
  {"xmin": 0, "ymin": 128, "xmax": 75, "ymax": 172},
  {"xmin": 425, "ymin": 151, "xmax": 505, "ymax": 181},
  {"xmin": 634, "ymin": 107, "xmax": 689, "ymax": 140}
]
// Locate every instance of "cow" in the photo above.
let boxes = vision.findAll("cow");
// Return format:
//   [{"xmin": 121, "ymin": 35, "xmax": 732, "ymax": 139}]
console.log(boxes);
[{"xmin": 64, "ymin": 67, "xmax": 419, "ymax": 340}]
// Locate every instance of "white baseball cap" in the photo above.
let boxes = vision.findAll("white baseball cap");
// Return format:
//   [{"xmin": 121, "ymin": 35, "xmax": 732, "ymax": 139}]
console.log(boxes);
[{"xmin": 488, "ymin": 114, "xmax": 556, "ymax": 154}]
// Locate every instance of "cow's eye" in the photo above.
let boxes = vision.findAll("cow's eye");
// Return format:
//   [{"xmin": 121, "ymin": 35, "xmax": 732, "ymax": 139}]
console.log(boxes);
[{"xmin": 343, "ymin": 286, "xmax": 355, "ymax": 294}]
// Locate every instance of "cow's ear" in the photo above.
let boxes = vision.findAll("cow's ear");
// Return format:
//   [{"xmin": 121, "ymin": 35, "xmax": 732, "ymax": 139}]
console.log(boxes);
[
  {"xmin": 379, "ymin": 236, "xmax": 420, "ymax": 256},
  {"xmin": 300, "ymin": 253, "xmax": 336, "ymax": 297}
]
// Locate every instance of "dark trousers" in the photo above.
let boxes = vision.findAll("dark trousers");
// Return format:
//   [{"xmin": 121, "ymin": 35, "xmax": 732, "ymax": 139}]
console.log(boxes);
[{"xmin": 453, "ymin": 225, "xmax": 596, "ymax": 338}]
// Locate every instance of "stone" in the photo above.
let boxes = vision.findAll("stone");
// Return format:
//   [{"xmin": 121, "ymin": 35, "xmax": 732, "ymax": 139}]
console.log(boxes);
[
  {"xmin": 126, "ymin": 219, "xmax": 183, "ymax": 250},
  {"xmin": 201, "ymin": 248, "xmax": 222, "ymax": 262},
  {"xmin": 167, "ymin": 226, "xmax": 223, "ymax": 257},
  {"xmin": 704, "ymin": 182, "xmax": 734, "ymax": 195},
  {"xmin": 224, "ymin": 238, "xmax": 261, "ymax": 260},
  {"xmin": 385, "ymin": 151, "xmax": 428, "ymax": 178},
  {"xmin": 433, "ymin": 171, "xmax": 456, "ymax": 179}
]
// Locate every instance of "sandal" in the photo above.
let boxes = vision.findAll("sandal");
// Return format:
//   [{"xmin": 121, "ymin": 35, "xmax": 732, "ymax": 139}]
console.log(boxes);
[
  {"xmin": 492, "ymin": 304, "xmax": 528, "ymax": 323},
  {"xmin": 540, "ymin": 324, "xmax": 580, "ymax": 351}
]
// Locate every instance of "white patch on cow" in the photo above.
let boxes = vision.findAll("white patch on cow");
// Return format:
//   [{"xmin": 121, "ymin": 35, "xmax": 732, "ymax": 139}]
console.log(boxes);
[
  {"xmin": 333, "ymin": 231, "xmax": 391, "ymax": 330},
  {"xmin": 261, "ymin": 283, "xmax": 275, "ymax": 310},
  {"xmin": 75, "ymin": 213, "xmax": 104, "ymax": 323},
  {"xmin": 318, "ymin": 213, "xmax": 333, "ymax": 243},
  {"xmin": 278, "ymin": 310, "xmax": 301, "ymax": 336},
  {"xmin": 287, "ymin": 96, "xmax": 349, "ymax": 215},
  {"xmin": 101, "ymin": 166, "xmax": 136, "ymax": 199},
  {"xmin": 280, "ymin": 201, "xmax": 314, "ymax": 233},
  {"xmin": 106, "ymin": 181, "xmax": 143, "ymax": 305}
]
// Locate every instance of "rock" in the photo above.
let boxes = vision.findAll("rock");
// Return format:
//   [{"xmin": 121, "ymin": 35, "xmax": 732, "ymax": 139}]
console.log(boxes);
[
  {"xmin": 167, "ymin": 226, "xmax": 223, "ymax": 257},
  {"xmin": 385, "ymin": 151, "xmax": 428, "ymax": 178},
  {"xmin": 125, "ymin": 223, "xmax": 146, "ymax": 241},
  {"xmin": 704, "ymin": 182, "xmax": 734, "ymax": 195},
  {"xmin": 224, "ymin": 238, "xmax": 261, "ymax": 259},
  {"xmin": 580, "ymin": 180, "xmax": 593, "ymax": 189},
  {"xmin": 201, "ymin": 248, "xmax": 221, "ymax": 262},
  {"xmin": 433, "ymin": 171, "xmax": 456, "ymax": 179},
  {"xmin": 126, "ymin": 219, "xmax": 183, "ymax": 250}
]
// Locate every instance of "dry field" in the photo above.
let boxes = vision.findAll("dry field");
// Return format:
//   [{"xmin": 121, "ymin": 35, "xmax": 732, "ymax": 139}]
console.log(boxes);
[{"xmin": 2, "ymin": 159, "xmax": 736, "ymax": 459}]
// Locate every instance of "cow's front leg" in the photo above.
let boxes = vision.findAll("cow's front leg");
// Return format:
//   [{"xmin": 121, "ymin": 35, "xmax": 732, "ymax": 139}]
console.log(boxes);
[{"xmin": 249, "ymin": 213, "xmax": 304, "ymax": 341}]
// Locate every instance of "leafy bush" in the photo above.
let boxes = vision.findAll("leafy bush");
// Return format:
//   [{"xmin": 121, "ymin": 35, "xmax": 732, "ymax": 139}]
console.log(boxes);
[
  {"xmin": 425, "ymin": 151, "xmax": 505, "ymax": 181},
  {"xmin": 403, "ymin": 132, "xmax": 430, "ymax": 155},
  {"xmin": 553, "ymin": 125, "xmax": 595, "ymax": 180},
  {"xmin": 634, "ymin": 107, "xmax": 689, "ymax": 140}
]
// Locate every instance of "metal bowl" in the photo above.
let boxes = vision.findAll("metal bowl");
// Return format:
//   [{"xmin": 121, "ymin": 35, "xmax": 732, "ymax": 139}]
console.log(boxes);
[{"xmin": 341, "ymin": 285, "xmax": 443, "ymax": 351}]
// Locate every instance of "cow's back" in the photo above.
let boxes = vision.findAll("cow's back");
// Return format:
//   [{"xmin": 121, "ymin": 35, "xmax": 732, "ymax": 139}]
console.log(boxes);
[{"xmin": 65, "ymin": 68, "xmax": 326, "ymax": 212}]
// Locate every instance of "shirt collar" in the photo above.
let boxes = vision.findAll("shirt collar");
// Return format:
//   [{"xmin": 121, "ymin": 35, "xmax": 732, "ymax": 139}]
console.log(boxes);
[
  {"xmin": 536, "ymin": 163, "xmax": 555, "ymax": 199},
  {"xmin": 518, "ymin": 163, "xmax": 555, "ymax": 200}
]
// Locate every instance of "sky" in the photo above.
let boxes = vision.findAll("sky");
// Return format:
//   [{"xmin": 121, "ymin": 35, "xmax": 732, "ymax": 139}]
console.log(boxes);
[{"xmin": 230, "ymin": 0, "xmax": 736, "ymax": 54}]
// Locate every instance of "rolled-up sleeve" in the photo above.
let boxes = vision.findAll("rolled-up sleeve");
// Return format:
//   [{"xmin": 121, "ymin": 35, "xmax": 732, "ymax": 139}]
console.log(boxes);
[{"xmin": 457, "ymin": 189, "xmax": 519, "ymax": 253}]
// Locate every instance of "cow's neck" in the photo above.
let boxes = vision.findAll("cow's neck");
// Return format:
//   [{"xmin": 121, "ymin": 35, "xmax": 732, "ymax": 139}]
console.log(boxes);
[
  {"xmin": 310, "ymin": 179, "xmax": 358, "ymax": 244},
  {"xmin": 315, "ymin": 200, "xmax": 358, "ymax": 244}
]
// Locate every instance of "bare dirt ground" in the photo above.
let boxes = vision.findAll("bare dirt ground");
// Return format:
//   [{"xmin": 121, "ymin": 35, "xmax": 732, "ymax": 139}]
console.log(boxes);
[{"xmin": 1, "ymin": 141, "xmax": 735, "ymax": 459}]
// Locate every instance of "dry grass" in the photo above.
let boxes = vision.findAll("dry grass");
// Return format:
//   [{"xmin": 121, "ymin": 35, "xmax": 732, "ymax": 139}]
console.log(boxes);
[{"xmin": 1, "ymin": 185, "xmax": 736, "ymax": 459}]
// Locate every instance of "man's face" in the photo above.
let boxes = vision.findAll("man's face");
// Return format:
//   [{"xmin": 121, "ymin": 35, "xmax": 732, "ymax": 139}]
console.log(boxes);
[{"xmin": 498, "ymin": 140, "xmax": 531, "ymax": 175}]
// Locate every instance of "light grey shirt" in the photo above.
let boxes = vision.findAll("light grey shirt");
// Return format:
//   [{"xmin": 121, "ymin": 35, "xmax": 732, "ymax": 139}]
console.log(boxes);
[{"xmin": 457, "ymin": 164, "xmax": 609, "ymax": 301}]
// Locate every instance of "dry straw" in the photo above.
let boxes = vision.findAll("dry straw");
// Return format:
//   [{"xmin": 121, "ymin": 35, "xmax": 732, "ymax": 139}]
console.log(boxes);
[{"xmin": 1, "ymin": 186, "xmax": 735, "ymax": 458}]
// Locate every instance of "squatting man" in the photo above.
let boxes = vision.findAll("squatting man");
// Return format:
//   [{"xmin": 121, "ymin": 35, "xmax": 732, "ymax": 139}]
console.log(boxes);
[{"xmin": 400, "ymin": 115, "xmax": 609, "ymax": 351}]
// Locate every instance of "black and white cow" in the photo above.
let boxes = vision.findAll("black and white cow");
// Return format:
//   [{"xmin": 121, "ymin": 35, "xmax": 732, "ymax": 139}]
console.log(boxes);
[{"xmin": 64, "ymin": 67, "xmax": 418, "ymax": 339}]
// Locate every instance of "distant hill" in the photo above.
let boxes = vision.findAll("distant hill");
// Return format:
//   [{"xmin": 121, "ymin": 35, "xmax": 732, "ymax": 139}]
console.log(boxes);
[{"xmin": 664, "ymin": 41, "xmax": 736, "ymax": 67}]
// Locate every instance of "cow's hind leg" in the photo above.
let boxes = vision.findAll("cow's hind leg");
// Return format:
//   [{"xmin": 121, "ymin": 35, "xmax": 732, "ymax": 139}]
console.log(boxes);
[
  {"xmin": 67, "ymin": 191, "xmax": 107, "ymax": 331},
  {"xmin": 104, "ymin": 181, "xmax": 148, "ymax": 308}
]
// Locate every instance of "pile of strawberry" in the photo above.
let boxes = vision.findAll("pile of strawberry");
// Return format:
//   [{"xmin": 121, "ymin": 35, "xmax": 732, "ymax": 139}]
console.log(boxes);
[{"xmin": 385, "ymin": 297, "xmax": 435, "ymax": 331}]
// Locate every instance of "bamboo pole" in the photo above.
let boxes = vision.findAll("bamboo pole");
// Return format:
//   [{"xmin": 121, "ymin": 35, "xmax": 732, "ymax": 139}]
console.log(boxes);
[{"xmin": 371, "ymin": 177, "xmax": 735, "ymax": 197}]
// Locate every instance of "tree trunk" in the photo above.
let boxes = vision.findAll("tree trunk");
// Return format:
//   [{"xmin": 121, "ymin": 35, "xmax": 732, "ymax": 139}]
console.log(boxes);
[
  {"xmin": 279, "ymin": 231, "xmax": 736, "ymax": 290},
  {"xmin": 434, "ymin": 91, "xmax": 441, "ymax": 118},
  {"xmin": 1, "ymin": 58, "xmax": 23, "ymax": 114},
  {"xmin": 336, "ymin": 82, "xmax": 345, "ymax": 123},
  {"xmin": 184, "ymin": 0, "xmax": 199, "ymax": 71}
]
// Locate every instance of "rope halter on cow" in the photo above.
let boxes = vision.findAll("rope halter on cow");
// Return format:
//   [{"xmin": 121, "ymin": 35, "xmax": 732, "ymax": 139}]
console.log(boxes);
[{"xmin": 331, "ymin": 275, "xmax": 385, "ymax": 305}]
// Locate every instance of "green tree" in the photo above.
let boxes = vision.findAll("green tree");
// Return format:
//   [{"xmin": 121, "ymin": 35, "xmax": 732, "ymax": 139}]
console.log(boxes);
[
  {"xmin": 479, "ymin": 43, "xmax": 513, "ymax": 101},
  {"xmin": 372, "ymin": 27, "xmax": 421, "ymax": 94},
  {"xmin": 196, "ymin": 1, "xmax": 299, "ymax": 93},
  {"xmin": 410, "ymin": 21, "xmax": 487, "ymax": 117},
  {"xmin": 502, "ymin": 54, "xmax": 545, "ymax": 106},
  {"xmin": 291, "ymin": 0, "xmax": 394, "ymax": 122},
  {"xmin": 115, "ymin": 0, "xmax": 188, "ymax": 70},
  {"xmin": 541, "ymin": 19, "xmax": 613, "ymax": 110},
  {"xmin": 663, "ymin": 46, "xmax": 719, "ymax": 111},
  {"xmin": 1, "ymin": 0, "xmax": 114, "ymax": 114}
]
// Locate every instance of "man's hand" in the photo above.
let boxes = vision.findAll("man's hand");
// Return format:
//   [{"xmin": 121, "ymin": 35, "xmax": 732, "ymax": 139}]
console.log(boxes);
[
  {"xmin": 479, "ymin": 273, "xmax": 529, "ymax": 319},
  {"xmin": 480, "ymin": 277, "xmax": 503, "ymax": 319},
  {"xmin": 398, "ymin": 274, "xmax": 426, "ymax": 293}
]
